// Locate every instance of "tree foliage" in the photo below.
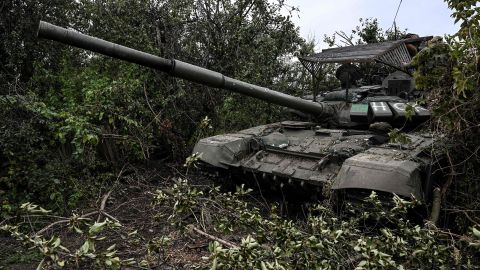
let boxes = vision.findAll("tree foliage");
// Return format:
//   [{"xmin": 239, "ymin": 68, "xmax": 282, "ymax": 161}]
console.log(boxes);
[
  {"xmin": 0, "ymin": 0, "xmax": 309, "ymax": 214},
  {"xmin": 323, "ymin": 18, "xmax": 407, "ymax": 47},
  {"xmin": 407, "ymin": 0, "xmax": 480, "ymax": 232}
]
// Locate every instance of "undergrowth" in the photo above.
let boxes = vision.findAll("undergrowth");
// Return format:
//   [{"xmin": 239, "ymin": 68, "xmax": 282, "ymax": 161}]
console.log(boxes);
[{"xmin": 2, "ymin": 176, "xmax": 479, "ymax": 269}]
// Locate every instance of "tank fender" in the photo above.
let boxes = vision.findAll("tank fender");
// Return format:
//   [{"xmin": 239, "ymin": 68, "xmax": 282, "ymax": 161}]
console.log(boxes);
[
  {"xmin": 332, "ymin": 148, "xmax": 423, "ymax": 200},
  {"xmin": 193, "ymin": 134, "xmax": 253, "ymax": 168}
]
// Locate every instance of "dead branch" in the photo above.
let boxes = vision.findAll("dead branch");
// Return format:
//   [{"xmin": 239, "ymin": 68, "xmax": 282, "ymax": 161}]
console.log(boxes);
[
  {"xmin": 96, "ymin": 165, "xmax": 128, "ymax": 222},
  {"xmin": 188, "ymin": 225, "xmax": 239, "ymax": 249},
  {"xmin": 441, "ymin": 151, "xmax": 456, "ymax": 197},
  {"xmin": 143, "ymin": 83, "xmax": 163, "ymax": 126},
  {"xmin": 335, "ymin": 31, "xmax": 355, "ymax": 46},
  {"xmin": 35, "ymin": 182, "xmax": 120, "ymax": 237},
  {"xmin": 97, "ymin": 190, "xmax": 113, "ymax": 222}
]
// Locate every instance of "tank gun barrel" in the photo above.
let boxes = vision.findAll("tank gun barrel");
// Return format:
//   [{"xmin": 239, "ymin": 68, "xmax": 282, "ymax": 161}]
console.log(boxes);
[{"xmin": 37, "ymin": 21, "xmax": 329, "ymax": 116}]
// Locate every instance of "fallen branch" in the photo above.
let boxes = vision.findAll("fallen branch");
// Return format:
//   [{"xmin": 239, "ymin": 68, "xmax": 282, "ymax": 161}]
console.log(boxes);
[
  {"xmin": 35, "ymin": 188, "xmax": 117, "ymax": 237},
  {"xmin": 188, "ymin": 225, "xmax": 239, "ymax": 249},
  {"xmin": 102, "ymin": 211, "xmax": 120, "ymax": 223},
  {"xmin": 97, "ymin": 190, "xmax": 112, "ymax": 222},
  {"xmin": 96, "ymin": 165, "xmax": 127, "ymax": 222},
  {"xmin": 35, "ymin": 211, "xmax": 97, "ymax": 237}
]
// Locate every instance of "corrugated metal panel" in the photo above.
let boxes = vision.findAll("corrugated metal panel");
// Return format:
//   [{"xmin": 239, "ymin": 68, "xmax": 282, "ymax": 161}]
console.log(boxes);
[
  {"xmin": 298, "ymin": 36, "xmax": 432, "ymax": 72},
  {"xmin": 301, "ymin": 40, "xmax": 403, "ymax": 64}
]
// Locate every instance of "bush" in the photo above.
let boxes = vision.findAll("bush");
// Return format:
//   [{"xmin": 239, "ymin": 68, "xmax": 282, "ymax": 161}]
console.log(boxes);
[{"xmin": 154, "ymin": 180, "xmax": 479, "ymax": 269}]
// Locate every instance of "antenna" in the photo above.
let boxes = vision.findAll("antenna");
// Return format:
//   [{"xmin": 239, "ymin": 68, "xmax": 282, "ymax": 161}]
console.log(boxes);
[{"xmin": 392, "ymin": 0, "xmax": 403, "ymax": 39}]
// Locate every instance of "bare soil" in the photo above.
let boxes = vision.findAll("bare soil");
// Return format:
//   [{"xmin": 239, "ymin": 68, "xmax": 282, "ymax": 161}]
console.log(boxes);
[{"xmin": 0, "ymin": 163, "xmax": 214, "ymax": 269}]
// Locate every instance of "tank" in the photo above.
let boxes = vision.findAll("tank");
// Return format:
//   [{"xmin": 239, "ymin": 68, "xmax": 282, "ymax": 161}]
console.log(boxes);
[{"xmin": 37, "ymin": 21, "xmax": 438, "ymax": 206}]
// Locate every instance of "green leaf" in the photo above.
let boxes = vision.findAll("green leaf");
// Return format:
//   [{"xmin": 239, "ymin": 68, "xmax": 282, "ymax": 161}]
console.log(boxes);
[
  {"xmin": 36, "ymin": 258, "xmax": 45, "ymax": 270},
  {"xmin": 79, "ymin": 240, "xmax": 90, "ymax": 255},
  {"xmin": 52, "ymin": 237, "xmax": 61, "ymax": 248},
  {"xmin": 107, "ymin": 244, "xmax": 116, "ymax": 251},
  {"xmin": 473, "ymin": 227, "xmax": 480, "ymax": 239},
  {"xmin": 357, "ymin": 260, "xmax": 367, "ymax": 267},
  {"xmin": 74, "ymin": 226, "xmax": 83, "ymax": 234},
  {"xmin": 89, "ymin": 220, "xmax": 107, "ymax": 235}
]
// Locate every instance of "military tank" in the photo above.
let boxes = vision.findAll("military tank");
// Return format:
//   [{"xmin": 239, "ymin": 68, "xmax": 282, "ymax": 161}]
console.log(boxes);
[{"xmin": 37, "ymin": 21, "xmax": 438, "ymax": 207}]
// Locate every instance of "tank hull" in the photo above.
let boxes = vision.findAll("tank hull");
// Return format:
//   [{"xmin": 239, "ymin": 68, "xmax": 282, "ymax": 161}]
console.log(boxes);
[{"xmin": 193, "ymin": 120, "xmax": 433, "ymax": 201}]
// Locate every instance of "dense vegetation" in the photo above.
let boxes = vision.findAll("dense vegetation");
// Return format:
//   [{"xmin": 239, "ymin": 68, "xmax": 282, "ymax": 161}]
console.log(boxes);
[
  {"xmin": 0, "ymin": 0, "xmax": 479, "ymax": 269},
  {"xmin": 0, "ymin": 0, "xmax": 312, "ymax": 213}
]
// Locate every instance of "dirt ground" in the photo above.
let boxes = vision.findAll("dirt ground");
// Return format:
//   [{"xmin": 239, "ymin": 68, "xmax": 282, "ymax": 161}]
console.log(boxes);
[{"xmin": 0, "ymin": 163, "xmax": 215, "ymax": 269}]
